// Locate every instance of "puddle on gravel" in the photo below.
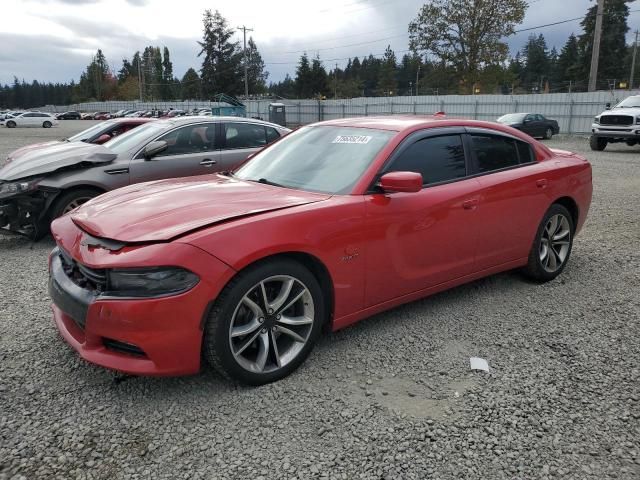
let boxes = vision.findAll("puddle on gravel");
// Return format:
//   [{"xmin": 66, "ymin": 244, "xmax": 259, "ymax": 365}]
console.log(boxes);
[{"xmin": 340, "ymin": 375, "xmax": 478, "ymax": 420}]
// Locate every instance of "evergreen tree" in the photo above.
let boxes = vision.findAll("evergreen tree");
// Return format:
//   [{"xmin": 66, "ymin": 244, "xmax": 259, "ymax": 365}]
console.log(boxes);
[
  {"xmin": 161, "ymin": 47, "xmax": 174, "ymax": 100},
  {"xmin": 310, "ymin": 55, "xmax": 328, "ymax": 97},
  {"xmin": 246, "ymin": 37, "xmax": 269, "ymax": 94},
  {"xmin": 198, "ymin": 9, "xmax": 242, "ymax": 97},
  {"xmin": 378, "ymin": 45, "xmax": 398, "ymax": 95},
  {"xmin": 578, "ymin": 0, "xmax": 630, "ymax": 88},
  {"xmin": 520, "ymin": 34, "xmax": 550, "ymax": 92},
  {"xmin": 295, "ymin": 53, "xmax": 313, "ymax": 98},
  {"xmin": 181, "ymin": 68, "xmax": 201, "ymax": 99}
]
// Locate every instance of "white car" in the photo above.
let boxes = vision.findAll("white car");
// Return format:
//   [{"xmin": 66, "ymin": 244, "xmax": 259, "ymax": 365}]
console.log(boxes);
[{"xmin": 3, "ymin": 112, "xmax": 59, "ymax": 129}]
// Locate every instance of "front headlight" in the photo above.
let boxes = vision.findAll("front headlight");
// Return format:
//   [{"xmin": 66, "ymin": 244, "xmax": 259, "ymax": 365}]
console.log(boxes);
[
  {"xmin": 106, "ymin": 267, "xmax": 199, "ymax": 297},
  {"xmin": 0, "ymin": 178, "xmax": 42, "ymax": 199},
  {"xmin": 636, "ymin": 116, "xmax": 640, "ymax": 125},
  {"xmin": 593, "ymin": 116, "xmax": 600, "ymax": 124}
]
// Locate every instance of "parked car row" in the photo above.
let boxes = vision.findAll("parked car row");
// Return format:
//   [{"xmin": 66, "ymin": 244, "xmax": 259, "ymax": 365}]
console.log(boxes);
[{"xmin": 0, "ymin": 111, "xmax": 58, "ymax": 128}]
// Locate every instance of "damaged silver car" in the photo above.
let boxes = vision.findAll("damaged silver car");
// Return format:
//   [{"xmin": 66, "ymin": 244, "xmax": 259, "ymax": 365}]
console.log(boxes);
[{"xmin": 0, "ymin": 116, "xmax": 290, "ymax": 239}]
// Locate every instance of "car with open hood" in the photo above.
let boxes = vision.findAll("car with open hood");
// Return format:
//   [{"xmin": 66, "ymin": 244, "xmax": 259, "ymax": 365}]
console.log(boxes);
[
  {"xmin": 4, "ymin": 118, "xmax": 154, "ymax": 166},
  {"xmin": 48, "ymin": 116, "xmax": 592, "ymax": 385},
  {"xmin": 0, "ymin": 116, "xmax": 290, "ymax": 238}
]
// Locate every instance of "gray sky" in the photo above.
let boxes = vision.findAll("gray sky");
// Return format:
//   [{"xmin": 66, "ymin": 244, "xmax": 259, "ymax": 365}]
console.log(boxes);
[{"xmin": 1, "ymin": 0, "xmax": 638, "ymax": 86}]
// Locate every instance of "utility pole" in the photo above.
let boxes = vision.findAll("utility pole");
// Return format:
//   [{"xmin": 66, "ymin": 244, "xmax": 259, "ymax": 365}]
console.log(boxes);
[
  {"xmin": 588, "ymin": 0, "xmax": 605, "ymax": 92},
  {"xmin": 630, "ymin": 30, "xmax": 639, "ymax": 89},
  {"xmin": 238, "ymin": 26, "xmax": 253, "ymax": 99},
  {"xmin": 137, "ymin": 55, "xmax": 143, "ymax": 102},
  {"xmin": 334, "ymin": 63, "xmax": 338, "ymax": 99}
]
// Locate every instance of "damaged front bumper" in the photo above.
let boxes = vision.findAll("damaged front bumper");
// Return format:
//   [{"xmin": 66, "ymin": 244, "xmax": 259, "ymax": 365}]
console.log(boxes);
[{"xmin": 0, "ymin": 188, "xmax": 58, "ymax": 238}]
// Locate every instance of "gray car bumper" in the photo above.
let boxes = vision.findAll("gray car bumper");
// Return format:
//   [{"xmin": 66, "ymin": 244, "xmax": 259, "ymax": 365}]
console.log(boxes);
[{"xmin": 591, "ymin": 125, "xmax": 640, "ymax": 138}]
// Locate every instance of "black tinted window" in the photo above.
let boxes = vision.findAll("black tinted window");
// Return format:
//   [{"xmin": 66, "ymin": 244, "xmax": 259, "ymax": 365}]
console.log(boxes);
[
  {"xmin": 471, "ymin": 135, "xmax": 519, "ymax": 173},
  {"xmin": 224, "ymin": 122, "xmax": 267, "ymax": 149},
  {"xmin": 387, "ymin": 135, "xmax": 466, "ymax": 185},
  {"xmin": 516, "ymin": 141, "xmax": 534, "ymax": 164},
  {"xmin": 266, "ymin": 127, "xmax": 280, "ymax": 143}
]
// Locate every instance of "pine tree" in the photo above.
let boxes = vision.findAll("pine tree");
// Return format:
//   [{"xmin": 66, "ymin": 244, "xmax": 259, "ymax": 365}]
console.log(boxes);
[
  {"xmin": 161, "ymin": 47, "xmax": 174, "ymax": 100},
  {"xmin": 555, "ymin": 34, "xmax": 581, "ymax": 89},
  {"xmin": 378, "ymin": 45, "xmax": 398, "ymax": 95},
  {"xmin": 521, "ymin": 34, "xmax": 550, "ymax": 92},
  {"xmin": 181, "ymin": 68, "xmax": 201, "ymax": 100},
  {"xmin": 578, "ymin": 0, "xmax": 630, "ymax": 88},
  {"xmin": 246, "ymin": 37, "xmax": 269, "ymax": 94},
  {"xmin": 310, "ymin": 55, "xmax": 328, "ymax": 97},
  {"xmin": 295, "ymin": 53, "xmax": 312, "ymax": 98},
  {"xmin": 198, "ymin": 9, "xmax": 242, "ymax": 97}
]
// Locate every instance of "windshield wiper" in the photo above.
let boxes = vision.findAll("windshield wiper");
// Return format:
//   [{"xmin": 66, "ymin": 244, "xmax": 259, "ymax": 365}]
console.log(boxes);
[{"xmin": 253, "ymin": 177, "xmax": 286, "ymax": 188}]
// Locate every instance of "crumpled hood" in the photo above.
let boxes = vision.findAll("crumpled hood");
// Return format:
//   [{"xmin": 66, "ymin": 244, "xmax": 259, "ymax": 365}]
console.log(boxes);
[
  {"xmin": 71, "ymin": 174, "xmax": 330, "ymax": 243},
  {"xmin": 0, "ymin": 142, "xmax": 116, "ymax": 181},
  {"xmin": 6, "ymin": 140, "xmax": 64, "ymax": 164}
]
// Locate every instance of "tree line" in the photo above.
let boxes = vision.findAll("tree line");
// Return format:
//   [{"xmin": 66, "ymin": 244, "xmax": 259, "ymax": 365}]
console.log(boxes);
[{"xmin": 0, "ymin": 0, "xmax": 637, "ymax": 108}]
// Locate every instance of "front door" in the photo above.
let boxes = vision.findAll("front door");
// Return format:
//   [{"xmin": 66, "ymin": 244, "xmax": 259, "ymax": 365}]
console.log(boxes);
[
  {"xmin": 128, "ymin": 122, "xmax": 220, "ymax": 184},
  {"xmin": 363, "ymin": 130, "xmax": 481, "ymax": 307}
]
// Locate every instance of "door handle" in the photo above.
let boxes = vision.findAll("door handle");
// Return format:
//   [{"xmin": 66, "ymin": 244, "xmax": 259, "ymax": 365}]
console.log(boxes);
[
  {"xmin": 462, "ymin": 198, "xmax": 479, "ymax": 210},
  {"xmin": 536, "ymin": 179, "xmax": 548, "ymax": 188},
  {"xmin": 200, "ymin": 159, "xmax": 217, "ymax": 167}
]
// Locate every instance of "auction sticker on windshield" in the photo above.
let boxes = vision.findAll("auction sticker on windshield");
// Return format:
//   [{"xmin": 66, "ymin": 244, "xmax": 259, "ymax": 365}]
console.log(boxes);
[{"xmin": 332, "ymin": 135, "xmax": 372, "ymax": 144}]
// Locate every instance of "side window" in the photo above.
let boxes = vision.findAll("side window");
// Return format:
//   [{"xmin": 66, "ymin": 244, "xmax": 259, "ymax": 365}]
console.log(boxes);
[
  {"xmin": 470, "ymin": 135, "xmax": 520, "ymax": 173},
  {"xmin": 535, "ymin": 114, "xmax": 545, "ymax": 121},
  {"xmin": 516, "ymin": 140, "xmax": 535, "ymax": 164},
  {"xmin": 24, "ymin": 113, "xmax": 36, "ymax": 118},
  {"xmin": 524, "ymin": 114, "xmax": 535, "ymax": 122},
  {"xmin": 387, "ymin": 135, "xmax": 467, "ymax": 185},
  {"xmin": 224, "ymin": 122, "xmax": 267, "ymax": 149},
  {"xmin": 266, "ymin": 127, "xmax": 280, "ymax": 143},
  {"xmin": 154, "ymin": 124, "xmax": 215, "ymax": 157}
]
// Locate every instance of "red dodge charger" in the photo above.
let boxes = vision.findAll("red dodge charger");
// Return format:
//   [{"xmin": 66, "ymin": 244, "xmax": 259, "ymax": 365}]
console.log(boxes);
[{"xmin": 49, "ymin": 116, "xmax": 592, "ymax": 384}]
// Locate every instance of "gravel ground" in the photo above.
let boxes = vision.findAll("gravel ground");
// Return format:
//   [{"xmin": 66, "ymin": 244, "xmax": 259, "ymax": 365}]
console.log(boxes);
[{"xmin": 0, "ymin": 122, "xmax": 639, "ymax": 480}]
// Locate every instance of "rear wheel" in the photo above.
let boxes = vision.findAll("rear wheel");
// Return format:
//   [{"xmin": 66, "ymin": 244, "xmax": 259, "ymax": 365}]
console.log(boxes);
[
  {"xmin": 43, "ymin": 121, "xmax": 52, "ymax": 128},
  {"xmin": 522, "ymin": 204, "xmax": 574, "ymax": 283},
  {"xmin": 625, "ymin": 140, "xmax": 637, "ymax": 147},
  {"xmin": 589, "ymin": 136, "xmax": 607, "ymax": 151},
  {"xmin": 544, "ymin": 127, "xmax": 553, "ymax": 140},
  {"xmin": 6, "ymin": 120, "xmax": 16, "ymax": 128},
  {"xmin": 203, "ymin": 259, "xmax": 325, "ymax": 385},
  {"xmin": 50, "ymin": 188, "xmax": 101, "ymax": 220}
]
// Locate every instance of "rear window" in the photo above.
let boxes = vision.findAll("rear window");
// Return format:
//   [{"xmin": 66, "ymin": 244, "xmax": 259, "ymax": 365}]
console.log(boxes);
[{"xmin": 470, "ymin": 135, "xmax": 519, "ymax": 173}]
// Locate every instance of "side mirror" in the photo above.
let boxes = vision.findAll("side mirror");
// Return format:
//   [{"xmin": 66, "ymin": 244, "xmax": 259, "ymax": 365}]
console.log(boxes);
[
  {"xmin": 143, "ymin": 140, "xmax": 168, "ymax": 159},
  {"xmin": 605, "ymin": 103, "xmax": 611, "ymax": 110},
  {"xmin": 95, "ymin": 134, "xmax": 111, "ymax": 144},
  {"xmin": 378, "ymin": 171, "xmax": 423, "ymax": 193}
]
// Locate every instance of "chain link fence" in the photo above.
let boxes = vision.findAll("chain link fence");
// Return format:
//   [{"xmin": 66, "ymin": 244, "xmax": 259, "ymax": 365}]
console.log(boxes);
[{"xmin": 43, "ymin": 89, "xmax": 640, "ymax": 135}]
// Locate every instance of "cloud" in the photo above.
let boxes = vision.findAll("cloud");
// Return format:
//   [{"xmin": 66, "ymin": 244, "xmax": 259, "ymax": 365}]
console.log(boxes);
[{"xmin": 125, "ymin": 0, "xmax": 148, "ymax": 5}]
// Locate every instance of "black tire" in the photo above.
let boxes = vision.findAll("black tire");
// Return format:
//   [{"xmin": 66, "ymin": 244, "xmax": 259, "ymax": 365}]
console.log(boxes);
[
  {"xmin": 544, "ymin": 127, "xmax": 553, "ymax": 140},
  {"xmin": 43, "ymin": 121, "xmax": 52, "ymax": 128},
  {"xmin": 50, "ymin": 188, "xmax": 101, "ymax": 220},
  {"xmin": 589, "ymin": 135, "xmax": 607, "ymax": 151},
  {"xmin": 6, "ymin": 120, "xmax": 16, "ymax": 128},
  {"xmin": 203, "ymin": 258, "xmax": 325, "ymax": 385},
  {"xmin": 625, "ymin": 140, "xmax": 637, "ymax": 147},
  {"xmin": 522, "ymin": 204, "xmax": 574, "ymax": 283}
]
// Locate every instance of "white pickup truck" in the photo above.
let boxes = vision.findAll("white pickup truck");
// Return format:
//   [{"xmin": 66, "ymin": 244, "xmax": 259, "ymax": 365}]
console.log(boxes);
[{"xmin": 590, "ymin": 95, "xmax": 640, "ymax": 151}]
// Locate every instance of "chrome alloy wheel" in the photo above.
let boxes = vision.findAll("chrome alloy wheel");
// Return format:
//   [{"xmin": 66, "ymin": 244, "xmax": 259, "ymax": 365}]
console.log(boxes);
[
  {"xmin": 62, "ymin": 197, "xmax": 92, "ymax": 214},
  {"xmin": 539, "ymin": 214, "xmax": 571, "ymax": 272},
  {"xmin": 229, "ymin": 275, "xmax": 315, "ymax": 374}
]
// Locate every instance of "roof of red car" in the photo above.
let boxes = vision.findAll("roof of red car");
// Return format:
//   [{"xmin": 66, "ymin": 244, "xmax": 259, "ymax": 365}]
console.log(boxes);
[
  {"xmin": 318, "ymin": 115, "xmax": 447, "ymax": 131},
  {"xmin": 113, "ymin": 118, "xmax": 155, "ymax": 124}
]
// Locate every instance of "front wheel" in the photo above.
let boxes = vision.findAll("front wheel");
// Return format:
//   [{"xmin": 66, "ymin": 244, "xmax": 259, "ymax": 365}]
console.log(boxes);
[
  {"xmin": 203, "ymin": 259, "xmax": 325, "ymax": 385},
  {"xmin": 589, "ymin": 136, "xmax": 607, "ymax": 151},
  {"xmin": 43, "ymin": 121, "xmax": 52, "ymax": 128},
  {"xmin": 522, "ymin": 204, "xmax": 574, "ymax": 283},
  {"xmin": 50, "ymin": 188, "xmax": 100, "ymax": 220},
  {"xmin": 6, "ymin": 121, "xmax": 16, "ymax": 128}
]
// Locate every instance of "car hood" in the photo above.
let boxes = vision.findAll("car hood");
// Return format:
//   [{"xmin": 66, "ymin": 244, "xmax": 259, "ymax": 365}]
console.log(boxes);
[
  {"xmin": 70, "ymin": 174, "xmax": 331, "ymax": 243},
  {"xmin": 0, "ymin": 142, "xmax": 116, "ymax": 181},
  {"xmin": 6, "ymin": 140, "xmax": 65, "ymax": 163},
  {"xmin": 603, "ymin": 107, "xmax": 640, "ymax": 115}
]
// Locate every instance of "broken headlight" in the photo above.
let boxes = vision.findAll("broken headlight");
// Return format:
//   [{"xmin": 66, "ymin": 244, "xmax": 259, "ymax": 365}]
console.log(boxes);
[{"xmin": 0, "ymin": 178, "xmax": 42, "ymax": 200}]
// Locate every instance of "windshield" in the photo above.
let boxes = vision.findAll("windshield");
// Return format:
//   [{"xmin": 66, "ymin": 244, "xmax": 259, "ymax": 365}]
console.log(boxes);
[
  {"xmin": 103, "ymin": 122, "xmax": 168, "ymax": 155},
  {"xmin": 235, "ymin": 126, "xmax": 395, "ymax": 194},
  {"xmin": 614, "ymin": 96, "xmax": 640, "ymax": 108},
  {"xmin": 68, "ymin": 121, "xmax": 115, "ymax": 142},
  {"xmin": 497, "ymin": 113, "xmax": 526, "ymax": 123}
]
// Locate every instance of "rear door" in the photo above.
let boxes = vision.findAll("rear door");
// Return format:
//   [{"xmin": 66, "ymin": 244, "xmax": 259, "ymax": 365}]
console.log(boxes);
[
  {"xmin": 466, "ymin": 129, "xmax": 551, "ymax": 271},
  {"xmin": 218, "ymin": 122, "xmax": 271, "ymax": 170},
  {"xmin": 128, "ymin": 122, "xmax": 221, "ymax": 184}
]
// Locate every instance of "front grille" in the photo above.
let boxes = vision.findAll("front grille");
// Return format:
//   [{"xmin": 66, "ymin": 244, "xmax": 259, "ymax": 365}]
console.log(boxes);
[
  {"xmin": 103, "ymin": 338, "xmax": 146, "ymax": 357},
  {"xmin": 600, "ymin": 115, "xmax": 633, "ymax": 126},
  {"xmin": 59, "ymin": 249, "xmax": 108, "ymax": 292}
]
